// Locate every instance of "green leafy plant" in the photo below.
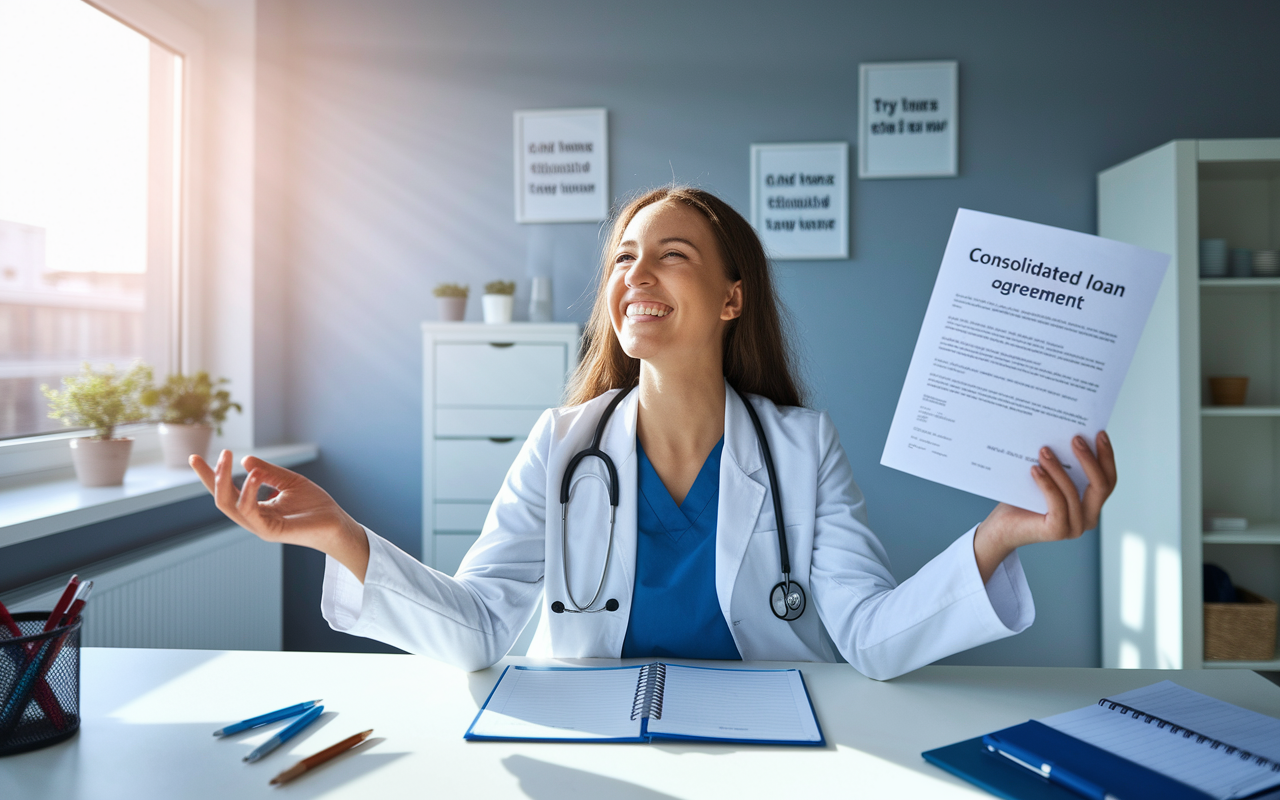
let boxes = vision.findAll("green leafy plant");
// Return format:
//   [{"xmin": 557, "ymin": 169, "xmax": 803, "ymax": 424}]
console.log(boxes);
[
  {"xmin": 432, "ymin": 282, "xmax": 469, "ymax": 298},
  {"xmin": 42, "ymin": 362, "xmax": 153, "ymax": 441},
  {"xmin": 140, "ymin": 372, "xmax": 242, "ymax": 435},
  {"xmin": 484, "ymin": 280, "xmax": 516, "ymax": 296}
]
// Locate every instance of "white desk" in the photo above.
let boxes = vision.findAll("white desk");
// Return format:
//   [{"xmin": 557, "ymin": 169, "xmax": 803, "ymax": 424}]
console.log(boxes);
[{"xmin": 3, "ymin": 648, "xmax": 1279, "ymax": 799}]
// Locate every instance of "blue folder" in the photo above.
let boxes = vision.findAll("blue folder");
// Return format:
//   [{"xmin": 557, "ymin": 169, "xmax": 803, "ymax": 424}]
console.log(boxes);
[{"xmin": 924, "ymin": 720, "xmax": 1216, "ymax": 800}]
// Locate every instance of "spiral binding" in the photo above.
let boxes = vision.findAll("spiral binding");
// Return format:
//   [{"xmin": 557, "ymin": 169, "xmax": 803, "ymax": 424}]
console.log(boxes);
[
  {"xmin": 630, "ymin": 663, "xmax": 666, "ymax": 721},
  {"xmin": 1098, "ymin": 698, "xmax": 1280, "ymax": 773}
]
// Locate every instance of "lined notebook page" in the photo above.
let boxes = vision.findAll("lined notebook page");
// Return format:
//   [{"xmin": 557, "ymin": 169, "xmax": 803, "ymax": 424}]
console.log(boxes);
[
  {"xmin": 468, "ymin": 666, "xmax": 642, "ymax": 740},
  {"xmin": 1041, "ymin": 681, "xmax": 1280, "ymax": 800},
  {"xmin": 646, "ymin": 666, "xmax": 821, "ymax": 742},
  {"xmin": 1108, "ymin": 681, "xmax": 1280, "ymax": 763}
]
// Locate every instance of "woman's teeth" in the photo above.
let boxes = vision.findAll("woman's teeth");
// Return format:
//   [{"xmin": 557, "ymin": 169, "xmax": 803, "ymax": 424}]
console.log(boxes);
[{"xmin": 627, "ymin": 304, "xmax": 670, "ymax": 317}]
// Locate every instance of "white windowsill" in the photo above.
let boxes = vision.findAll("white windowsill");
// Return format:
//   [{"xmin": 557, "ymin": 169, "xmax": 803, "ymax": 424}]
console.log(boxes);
[{"xmin": 0, "ymin": 442, "xmax": 318, "ymax": 549}]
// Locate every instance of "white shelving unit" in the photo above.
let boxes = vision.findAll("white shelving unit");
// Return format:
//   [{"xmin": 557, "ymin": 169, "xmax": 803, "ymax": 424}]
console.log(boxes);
[
  {"xmin": 421, "ymin": 322, "xmax": 579, "ymax": 574},
  {"xmin": 1100, "ymin": 138, "xmax": 1280, "ymax": 671}
]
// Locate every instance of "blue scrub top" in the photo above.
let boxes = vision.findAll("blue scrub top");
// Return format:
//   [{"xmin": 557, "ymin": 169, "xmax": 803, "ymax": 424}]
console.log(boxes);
[{"xmin": 621, "ymin": 437, "xmax": 742, "ymax": 660}]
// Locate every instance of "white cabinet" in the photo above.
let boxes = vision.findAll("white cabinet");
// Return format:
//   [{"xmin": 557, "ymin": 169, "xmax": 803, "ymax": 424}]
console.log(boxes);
[
  {"xmin": 1099, "ymin": 139, "xmax": 1280, "ymax": 670},
  {"xmin": 422, "ymin": 322, "xmax": 579, "ymax": 575}
]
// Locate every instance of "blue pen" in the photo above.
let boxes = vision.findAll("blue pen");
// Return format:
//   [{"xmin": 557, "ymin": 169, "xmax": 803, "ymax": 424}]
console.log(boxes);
[
  {"xmin": 243, "ymin": 704, "xmax": 324, "ymax": 763},
  {"xmin": 983, "ymin": 735, "xmax": 1122, "ymax": 800},
  {"xmin": 0, "ymin": 636, "xmax": 59, "ymax": 738},
  {"xmin": 213, "ymin": 699, "xmax": 322, "ymax": 737}
]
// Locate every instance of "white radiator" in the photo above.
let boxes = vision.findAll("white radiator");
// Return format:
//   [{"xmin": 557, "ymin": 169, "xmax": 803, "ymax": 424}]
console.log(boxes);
[{"xmin": 1, "ymin": 524, "xmax": 282, "ymax": 650}]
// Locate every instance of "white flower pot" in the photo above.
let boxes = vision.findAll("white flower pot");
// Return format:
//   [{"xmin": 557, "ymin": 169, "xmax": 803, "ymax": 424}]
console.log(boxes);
[
  {"xmin": 70, "ymin": 437, "xmax": 134, "ymax": 487},
  {"xmin": 436, "ymin": 296, "xmax": 467, "ymax": 321},
  {"xmin": 159, "ymin": 422, "xmax": 214, "ymax": 469},
  {"xmin": 482, "ymin": 294, "xmax": 514, "ymax": 324}
]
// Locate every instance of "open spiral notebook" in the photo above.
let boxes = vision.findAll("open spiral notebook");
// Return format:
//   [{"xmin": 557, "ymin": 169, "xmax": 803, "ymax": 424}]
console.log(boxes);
[
  {"xmin": 464, "ymin": 663, "xmax": 825, "ymax": 745},
  {"xmin": 925, "ymin": 680, "xmax": 1280, "ymax": 800},
  {"xmin": 1038, "ymin": 681, "xmax": 1280, "ymax": 800}
]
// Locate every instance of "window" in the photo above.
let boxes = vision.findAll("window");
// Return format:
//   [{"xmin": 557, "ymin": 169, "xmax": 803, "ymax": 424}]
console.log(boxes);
[{"xmin": 0, "ymin": 0, "xmax": 183, "ymax": 440}]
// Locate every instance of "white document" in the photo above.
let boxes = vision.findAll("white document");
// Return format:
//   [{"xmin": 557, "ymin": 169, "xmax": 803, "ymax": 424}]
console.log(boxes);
[
  {"xmin": 1040, "ymin": 681, "xmax": 1280, "ymax": 800},
  {"xmin": 881, "ymin": 209, "xmax": 1169, "ymax": 513}
]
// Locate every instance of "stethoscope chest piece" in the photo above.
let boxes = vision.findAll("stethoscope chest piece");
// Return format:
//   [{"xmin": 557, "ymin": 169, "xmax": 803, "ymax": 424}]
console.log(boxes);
[{"xmin": 770, "ymin": 580, "xmax": 806, "ymax": 621}]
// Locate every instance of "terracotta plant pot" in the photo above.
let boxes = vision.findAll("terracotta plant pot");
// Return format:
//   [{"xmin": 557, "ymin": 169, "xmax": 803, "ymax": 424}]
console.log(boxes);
[
  {"xmin": 1208, "ymin": 376, "xmax": 1249, "ymax": 406},
  {"xmin": 482, "ymin": 294, "xmax": 514, "ymax": 324},
  {"xmin": 437, "ymin": 296, "xmax": 466, "ymax": 321},
  {"xmin": 159, "ymin": 422, "xmax": 213, "ymax": 469},
  {"xmin": 69, "ymin": 437, "xmax": 134, "ymax": 487}
]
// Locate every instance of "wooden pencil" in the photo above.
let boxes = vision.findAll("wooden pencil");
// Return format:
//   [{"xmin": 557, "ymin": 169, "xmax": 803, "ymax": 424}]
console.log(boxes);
[{"xmin": 268, "ymin": 728, "xmax": 373, "ymax": 786}]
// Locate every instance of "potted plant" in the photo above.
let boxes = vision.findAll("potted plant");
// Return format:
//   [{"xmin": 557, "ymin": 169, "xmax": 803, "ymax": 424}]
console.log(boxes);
[
  {"xmin": 42, "ymin": 362, "xmax": 152, "ymax": 487},
  {"xmin": 433, "ymin": 283, "xmax": 469, "ymax": 321},
  {"xmin": 141, "ymin": 372, "xmax": 242, "ymax": 469},
  {"xmin": 482, "ymin": 280, "xmax": 516, "ymax": 324}
]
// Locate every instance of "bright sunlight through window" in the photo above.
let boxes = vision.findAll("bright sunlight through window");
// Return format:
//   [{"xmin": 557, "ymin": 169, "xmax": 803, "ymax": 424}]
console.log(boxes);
[{"xmin": 0, "ymin": 0, "xmax": 183, "ymax": 439}]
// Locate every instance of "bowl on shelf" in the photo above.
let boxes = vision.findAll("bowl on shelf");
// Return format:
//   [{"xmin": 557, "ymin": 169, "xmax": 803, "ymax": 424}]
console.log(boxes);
[
  {"xmin": 1208, "ymin": 376, "xmax": 1249, "ymax": 406},
  {"xmin": 1255, "ymin": 249, "xmax": 1280, "ymax": 277}
]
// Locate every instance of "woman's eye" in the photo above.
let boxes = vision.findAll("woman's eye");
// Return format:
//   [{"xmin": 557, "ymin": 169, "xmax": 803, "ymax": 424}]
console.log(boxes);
[
  {"xmin": 662, "ymin": 250, "xmax": 685, "ymax": 260},
  {"xmin": 613, "ymin": 254, "xmax": 634, "ymax": 267}
]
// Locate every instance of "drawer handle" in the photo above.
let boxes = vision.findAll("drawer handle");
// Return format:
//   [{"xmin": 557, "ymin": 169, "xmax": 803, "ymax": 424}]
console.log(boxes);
[
  {"xmin": 489, "ymin": 437, "xmax": 515, "ymax": 444},
  {"xmin": 489, "ymin": 342, "xmax": 515, "ymax": 349}
]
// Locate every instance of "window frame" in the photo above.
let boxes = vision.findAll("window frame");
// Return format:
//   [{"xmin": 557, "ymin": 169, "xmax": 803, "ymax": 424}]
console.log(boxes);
[{"xmin": 0, "ymin": 0, "xmax": 257, "ymax": 482}]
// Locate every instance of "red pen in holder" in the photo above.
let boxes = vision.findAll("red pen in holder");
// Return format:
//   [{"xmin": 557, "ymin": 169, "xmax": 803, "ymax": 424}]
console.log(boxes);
[{"xmin": 0, "ymin": 612, "xmax": 83, "ymax": 756}]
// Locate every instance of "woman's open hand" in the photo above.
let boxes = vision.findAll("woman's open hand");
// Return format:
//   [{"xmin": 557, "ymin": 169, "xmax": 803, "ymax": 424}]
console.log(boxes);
[
  {"xmin": 190, "ymin": 450, "xmax": 370, "ymax": 581},
  {"xmin": 973, "ymin": 432, "xmax": 1117, "ymax": 583}
]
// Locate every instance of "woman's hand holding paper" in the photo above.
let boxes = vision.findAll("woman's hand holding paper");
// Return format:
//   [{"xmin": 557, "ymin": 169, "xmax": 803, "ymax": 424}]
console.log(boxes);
[
  {"xmin": 973, "ymin": 432, "xmax": 1117, "ymax": 583},
  {"xmin": 190, "ymin": 450, "xmax": 371, "ymax": 582}
]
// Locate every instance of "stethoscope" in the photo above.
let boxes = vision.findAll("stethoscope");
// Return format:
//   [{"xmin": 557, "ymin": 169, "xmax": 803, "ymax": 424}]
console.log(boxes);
[{"xmin": 550, "ymin": 384, "xmax": 806, "ymax": 622}]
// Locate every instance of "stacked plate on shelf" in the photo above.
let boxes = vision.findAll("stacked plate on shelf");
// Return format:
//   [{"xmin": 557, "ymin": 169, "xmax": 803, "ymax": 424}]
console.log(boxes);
[
  {"xmin": 1200, "ymin": 238, "xmax": 1228, "ymax": 277},
  {"xmin": 1255, "ymin": 249, "xmax": 1280, "ymax": 277},
  {"xmin": 1207, "ymin": 514, "xmax": 1248, "ymax": 532}
]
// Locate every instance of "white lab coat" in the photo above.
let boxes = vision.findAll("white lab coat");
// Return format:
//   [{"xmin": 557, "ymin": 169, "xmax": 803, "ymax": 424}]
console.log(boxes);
[{"xmin": 322, "ymin": 383, "xmax": 1034, "ymax": 679}]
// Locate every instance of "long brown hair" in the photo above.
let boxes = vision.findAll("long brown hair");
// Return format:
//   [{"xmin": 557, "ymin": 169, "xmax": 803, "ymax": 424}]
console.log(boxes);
[{"xmin": 564, "ymin": 186, "xmax": 805, "ymax": 408}]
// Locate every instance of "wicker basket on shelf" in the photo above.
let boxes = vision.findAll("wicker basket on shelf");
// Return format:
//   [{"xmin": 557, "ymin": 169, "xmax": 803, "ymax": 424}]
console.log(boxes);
[{"xmin": 1204, "ymin": 588, "xmax": 1278, "ymax": 661}]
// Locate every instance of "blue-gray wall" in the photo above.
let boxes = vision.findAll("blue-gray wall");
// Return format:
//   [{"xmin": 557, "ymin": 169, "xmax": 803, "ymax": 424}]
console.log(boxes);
[{"xmin": 256, "ymin": 0, "xmax": 1280, "ymax": 661}]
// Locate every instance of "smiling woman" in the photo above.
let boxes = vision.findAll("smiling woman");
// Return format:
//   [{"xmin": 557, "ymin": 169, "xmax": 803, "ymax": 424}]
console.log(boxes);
[
  {"xmin": 567, "ymin": 188, "xmax": 803, "ymax": 411},
  {"xmin": 193, "ymin": 185, "xmax": 1116, "ymax": 678}
]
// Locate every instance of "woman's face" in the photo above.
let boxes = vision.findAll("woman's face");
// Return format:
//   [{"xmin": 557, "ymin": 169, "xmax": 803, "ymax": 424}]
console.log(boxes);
[{"xmin": 606, "ymin": 200, "xmax": 743, "ymax": 365}]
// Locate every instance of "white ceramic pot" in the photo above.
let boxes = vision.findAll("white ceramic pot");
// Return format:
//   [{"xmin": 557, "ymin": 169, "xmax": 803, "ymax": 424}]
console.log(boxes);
[
  {"xmin": 159, "ymin": 422, "xmax": 214, "ymax": 469},
  {"xmin": 69, "ymin": 437, "xmax": 134, "ymax": 487},
  {"xmin": 482, "ymin": 294, "xmax": 514, "ymax": 324},
  {"xmin": 437, "ymin": 296, "xmax": 466, "ymax": 321}
]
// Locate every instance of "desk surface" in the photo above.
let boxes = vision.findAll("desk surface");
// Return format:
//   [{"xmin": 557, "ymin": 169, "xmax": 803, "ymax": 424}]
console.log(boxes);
[{"xmin": 3, "ymin": 648, "xmax": 1279, "ymax": 799}]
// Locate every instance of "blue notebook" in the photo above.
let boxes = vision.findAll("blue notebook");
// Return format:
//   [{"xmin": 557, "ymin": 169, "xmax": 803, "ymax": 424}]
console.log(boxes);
[
  {"xmin": 924, "ymin": 681, "xmax": 1280, "ymax": 800},
  {"xmin": 464, "ymin": 663, "xmax": 825, "ymax": 745}
]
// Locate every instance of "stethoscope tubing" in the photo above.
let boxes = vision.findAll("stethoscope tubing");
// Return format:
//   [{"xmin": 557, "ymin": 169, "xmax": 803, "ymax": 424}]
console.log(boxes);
[
  {"xmin": 557, "ymin": 384, "xmax": 804, "ymax": 621},
  {"xmin": 557, "ymin": 386, "xmax": 631, "ymax": 613},
  {"xmin": 738, "ymin": 395, "xmax": 790, "ymax": 579}
]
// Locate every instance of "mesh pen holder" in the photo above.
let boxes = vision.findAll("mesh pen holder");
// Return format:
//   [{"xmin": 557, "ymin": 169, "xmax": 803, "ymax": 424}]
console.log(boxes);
[{"xmin": 0, "ymin": 612, "xmax": 82, "ymax": 756}]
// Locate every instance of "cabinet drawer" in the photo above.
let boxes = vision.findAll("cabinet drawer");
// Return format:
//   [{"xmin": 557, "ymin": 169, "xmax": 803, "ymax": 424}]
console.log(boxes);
[
  {"xmin": 435, "ymin": 407, "xmax": 544, "ymax": 438},
  {"xmin": 434, "ymin": 502, "xmax": 490, "ymax": 532},
  {"xmin": 435, "ymin": 343, "xmax": 566, "ymax": 407},
  {"xmin": 434, "ymin": 438, "xmax": 526, "ymax": 501}
]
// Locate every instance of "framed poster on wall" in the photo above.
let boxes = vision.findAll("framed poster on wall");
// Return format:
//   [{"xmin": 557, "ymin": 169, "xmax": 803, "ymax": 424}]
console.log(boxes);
[
  {"xmin": 858, "ymin": 61, "xmax": 958, "ymax": 179},
  {"xmin": 513, "ymin": 108, "xmax": 608, "ymax": 223},
  {"xmin": 749, "ymin": 142, "xmax": 849, "ymax": 260}
]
